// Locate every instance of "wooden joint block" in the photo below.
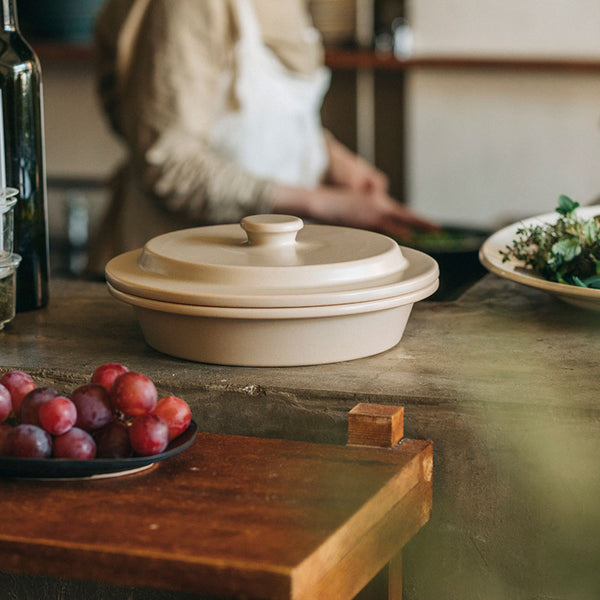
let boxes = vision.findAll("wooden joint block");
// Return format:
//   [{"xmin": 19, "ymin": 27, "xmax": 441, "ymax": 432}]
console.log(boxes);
[{"xmin": 347, "ymin": 403, "xmax": 404, "ymax": 448}]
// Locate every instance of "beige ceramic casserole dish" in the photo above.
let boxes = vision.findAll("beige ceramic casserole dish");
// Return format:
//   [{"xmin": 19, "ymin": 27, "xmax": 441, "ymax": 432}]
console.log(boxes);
[{"xmin": 105, "ymin": 215, "xmax": 439, "ymax": 366}]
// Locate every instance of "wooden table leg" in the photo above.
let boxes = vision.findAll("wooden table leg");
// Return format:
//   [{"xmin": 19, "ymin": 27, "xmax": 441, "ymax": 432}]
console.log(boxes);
[
  {"xmin": 348, "ymin": 403, "xmax": 408, "ymax": 599},
  {"xmin": 387, "ymin": 550, "xmax": 403, "ymax": 600}
]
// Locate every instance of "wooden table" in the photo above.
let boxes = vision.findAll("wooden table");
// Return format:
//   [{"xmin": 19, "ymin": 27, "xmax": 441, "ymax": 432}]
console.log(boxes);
[{"xmin": 0, "ymin": 405, "xmax": 432, "ymax": 600}]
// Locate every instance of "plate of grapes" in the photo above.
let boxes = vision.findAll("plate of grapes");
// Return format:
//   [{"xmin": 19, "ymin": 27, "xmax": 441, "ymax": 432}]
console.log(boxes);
[{"xmin": 0, "ymin": 363, "xmax": 197, "ymax": 479}]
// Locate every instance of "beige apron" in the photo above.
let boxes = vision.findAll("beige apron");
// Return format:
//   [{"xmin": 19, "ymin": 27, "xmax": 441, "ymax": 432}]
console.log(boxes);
[{"xmin": 210, "ymin": 0, "xmax": 330, "ymax": 187}]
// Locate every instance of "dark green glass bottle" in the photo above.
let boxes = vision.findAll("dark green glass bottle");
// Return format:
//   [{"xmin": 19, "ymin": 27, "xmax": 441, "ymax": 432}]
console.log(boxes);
[{"xmin": 0, "ymin": 0, "xmax": 49, "ymax": 311}]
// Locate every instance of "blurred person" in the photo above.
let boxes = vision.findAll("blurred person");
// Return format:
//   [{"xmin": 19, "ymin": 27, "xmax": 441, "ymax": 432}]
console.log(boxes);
[{"xmin": 87, "ymin": 0, "xmax": 435, "ymax": 273}]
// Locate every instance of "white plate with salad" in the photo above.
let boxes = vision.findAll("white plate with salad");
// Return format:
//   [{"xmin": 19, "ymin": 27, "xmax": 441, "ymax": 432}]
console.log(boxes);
[{"xmin": 479, "ymin": 197, "xmax": 600, "ymax": 311}]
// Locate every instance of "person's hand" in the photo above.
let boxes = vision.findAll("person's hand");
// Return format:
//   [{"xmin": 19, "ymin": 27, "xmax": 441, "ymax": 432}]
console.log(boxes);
[
  {"xmin": 308, "ymin": 186, "xmax": 437, "ymax": 238},
  {"xmin": 270, "ymin": 184, "xmax": 438, "ymax": 239},
  {"xmin": 271, "ymin": 136, "xmax": 437, "ymax": 238}
]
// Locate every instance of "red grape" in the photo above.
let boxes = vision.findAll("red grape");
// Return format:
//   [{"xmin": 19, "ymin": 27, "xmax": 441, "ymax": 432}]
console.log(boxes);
[
  {"xmin": 38, "ymin": 396, "xmax": 77, "ymax": 436},
  {"xmin": 71, "ymin": 383, "xmax": 114, "ymax": 431},
  {"xmin": 110, "ymin": 372, "xmax": 157, "ymax": 416},
  {"xmin": 5, "ymin": 424, "xmax": 52, "ymax": 458},
  {"xmin": 0, "ymin": 365, "xmax": 194, "ymax": 463},
  {"xmin": 129, "ymin": 414, "xmax": 169, "ymax": 456},
  {"xmin": 94, "ymin": 421, "xmax": 132, "ymax": 459},
  {"xmin": 91, "ymin": 362, "xmax": 129, "ymax": 393},
  {"xmin": 152, "ymin": 396, "xmax": 191, "ymax": 441},
  {"xmin": 53, "ymin": 427, "xmax": 96, "ymax": 460},
  {"xmin": 0, "ymin": 383, "xmax": 12, "ymax": 423},
  {"xmin": 0, "ymin": 424, "xmax": 11, "ymax": 455},
  {"xmin": 0, "ymin": 370, "xmax": 35, "ymax": 415},
  {"xmin": 20, "ymin": 387, "xmax": 58, "ymax": 426}
]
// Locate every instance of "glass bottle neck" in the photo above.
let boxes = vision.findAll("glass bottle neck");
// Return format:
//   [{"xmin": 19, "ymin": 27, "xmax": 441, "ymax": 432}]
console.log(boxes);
[{"xmin": 1, "ymin": 0, "xmax": 18, "ymax": 31}]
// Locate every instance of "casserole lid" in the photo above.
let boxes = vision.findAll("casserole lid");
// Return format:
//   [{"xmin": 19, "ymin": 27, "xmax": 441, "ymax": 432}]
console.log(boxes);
[{"xmin": 105, "ymin": 215, "xmax": 438, "ymax": 308}]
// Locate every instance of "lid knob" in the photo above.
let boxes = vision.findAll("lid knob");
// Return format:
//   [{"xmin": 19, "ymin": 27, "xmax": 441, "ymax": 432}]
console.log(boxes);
[{"xmin": 241, "ymin": 214, "xmax": 304, "ymax": 247}]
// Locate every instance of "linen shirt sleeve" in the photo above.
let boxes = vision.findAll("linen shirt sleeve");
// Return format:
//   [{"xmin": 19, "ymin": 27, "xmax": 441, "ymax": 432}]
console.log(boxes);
[{"xmin": 96, "ymin": 0, "xmax": 275, "ymax": 225}]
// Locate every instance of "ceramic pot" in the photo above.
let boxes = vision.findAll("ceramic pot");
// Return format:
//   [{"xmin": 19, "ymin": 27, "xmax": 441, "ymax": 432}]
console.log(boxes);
[{"xmin": 106, "ymin": 215, "xmax": 439, "ymax": 366}]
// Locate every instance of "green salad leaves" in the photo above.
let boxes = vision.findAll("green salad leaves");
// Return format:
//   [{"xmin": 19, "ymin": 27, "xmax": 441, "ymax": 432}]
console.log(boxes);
[{"xmin": 500, "ymin": 195, "xmax": 600, "ymax": 288}]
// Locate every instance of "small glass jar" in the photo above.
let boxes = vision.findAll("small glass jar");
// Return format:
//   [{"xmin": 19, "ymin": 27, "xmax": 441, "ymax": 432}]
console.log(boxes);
[
  {"xmin": 0, "ymin": 253, "xmax": 21, "ymax": 330},
  {"xmin": 0, "ymin": 187, "xmax": 19, "ymax": 260}
]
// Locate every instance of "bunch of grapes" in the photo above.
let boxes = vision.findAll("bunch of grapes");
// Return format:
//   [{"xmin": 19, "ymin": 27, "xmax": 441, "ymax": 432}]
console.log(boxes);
[{"xmin": 0, "ymin": 364, "xmax": 192, "ymax": 460}]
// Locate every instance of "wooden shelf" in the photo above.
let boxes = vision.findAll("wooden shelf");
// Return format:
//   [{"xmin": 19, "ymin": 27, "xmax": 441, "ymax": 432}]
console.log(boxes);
[
  {"xmin": 31, "ymin": 41, "xmax": 93, "ymax": 63},
  {"xmin": 325, "ymin": 48, "xmax": 600, "ymax": 72},
  {"xmin": 31, "ymin": 41, "xmax": 600, "ymax": 74}
]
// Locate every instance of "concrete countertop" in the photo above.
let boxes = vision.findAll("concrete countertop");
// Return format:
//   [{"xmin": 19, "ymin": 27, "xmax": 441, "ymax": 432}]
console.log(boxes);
[{"xmin": 1, "ymin": 275, "xmax": 599, "ymax": 599}]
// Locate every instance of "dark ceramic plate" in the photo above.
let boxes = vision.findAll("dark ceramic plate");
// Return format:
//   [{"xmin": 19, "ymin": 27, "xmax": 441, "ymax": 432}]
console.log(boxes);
[
  {"xmin": 0, "ymin": 421, "xmax": 197, "ymax": 480},
  {"xmin": 397, "ymin": 226, "xmax": 489, "ymax": 254},
  {"xmin": 396, "ymin": 227, "xmax": 490, "ymax": 301}
]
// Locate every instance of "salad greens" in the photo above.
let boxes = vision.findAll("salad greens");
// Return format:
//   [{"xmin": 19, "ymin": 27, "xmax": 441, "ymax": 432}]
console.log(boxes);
[
  {"xmin": 500, "ymin": 195, "xmax": 600, "ymax": 288},
  {"xmin": 400, "ymin": 228, "xmax": 486, "ymax": 252}
]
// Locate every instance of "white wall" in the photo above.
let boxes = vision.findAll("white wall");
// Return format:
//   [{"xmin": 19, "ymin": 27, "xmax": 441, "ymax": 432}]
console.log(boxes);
[
  {"xmin": 41, "ymin": 63, "xmax": 123, "ymax": 242},
  {"xmin": 406, "ymin": 1, "xmax": 600, "ymax": 228},
  {"xmin": 407, "ymin": 69, "xmax": 600, "ymax": 228},
  {"xmin": 409, "ymin": 0, "xmax": 600, "ymax": 57},
  {"xmin": 43, "ymin": 63, "xmax": 123, "ymax": 178}
]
